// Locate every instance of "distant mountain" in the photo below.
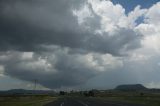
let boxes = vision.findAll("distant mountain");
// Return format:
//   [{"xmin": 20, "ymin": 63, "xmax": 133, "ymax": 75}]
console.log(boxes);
[
  {"xmin": 115, "ymin": 84, "xmax": 148, "ymax": 91},
  {"xmin": 0, "ymin": 89, "xmax": 56, "ymax": 95}
]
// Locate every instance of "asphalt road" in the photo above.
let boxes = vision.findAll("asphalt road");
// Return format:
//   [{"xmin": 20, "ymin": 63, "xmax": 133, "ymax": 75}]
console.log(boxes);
[{"xmin": 44, "ymin": 97, "xmax": 145, "ymax": 106}]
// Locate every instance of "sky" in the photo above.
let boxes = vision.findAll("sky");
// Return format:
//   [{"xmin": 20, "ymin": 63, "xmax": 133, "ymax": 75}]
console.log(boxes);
[{"xmin": 0, "ymin": 0, "xmax": 160, "ymax": 90}]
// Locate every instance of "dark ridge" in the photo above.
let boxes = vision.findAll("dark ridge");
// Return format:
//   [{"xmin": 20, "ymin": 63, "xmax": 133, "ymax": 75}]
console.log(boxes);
[
  {"xmin": 0, "ymin": 89, "xmax": 56, "ymax": 96},
  {"xmin": 115, "ymin": 84, "xmax": 148, "ymax": 91}
]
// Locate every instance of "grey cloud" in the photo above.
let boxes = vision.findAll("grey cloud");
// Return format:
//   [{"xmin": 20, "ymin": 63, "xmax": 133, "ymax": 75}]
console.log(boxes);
[
  {"xmin": 0, "ymin": 0, "xmax": 84, "ymax": 51},
  {"xmin": 85, "ymin": 28, "xmax": 142, "ymax": 55},
  {"xmin": 0, "ymin": 0, "xmax": 145, "ymax": 89},
  {"xmin": 0, "ymin": 0, "xmax": 142, "ymax": 55},
  {"xmin": 1, "ymin": 50, "xmax": 99, "ymax": 88},
  {"xmin": 84, "ymin": 55, "xmax": 160, "ymax": 89}
]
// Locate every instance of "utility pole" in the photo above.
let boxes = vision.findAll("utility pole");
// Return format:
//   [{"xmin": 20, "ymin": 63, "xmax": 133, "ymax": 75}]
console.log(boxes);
[{"xmin": 33, "ymin": 79, "xmax": 37, "ymax": 91}]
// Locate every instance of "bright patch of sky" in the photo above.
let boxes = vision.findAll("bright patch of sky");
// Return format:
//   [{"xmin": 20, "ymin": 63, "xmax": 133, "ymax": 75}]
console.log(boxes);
[{"xmin": 112, "ymin": 0, "xmax": 160, "ymax": 13}]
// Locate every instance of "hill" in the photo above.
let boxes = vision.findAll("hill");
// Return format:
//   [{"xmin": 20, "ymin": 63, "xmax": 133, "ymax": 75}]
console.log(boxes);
[
  {"xmin": 0, "ymin": 89, "xmax": 56, "ymax": 96},
  {"xmin": 115, "ymin": 84, "xmax": 148, "ymax": 91}
]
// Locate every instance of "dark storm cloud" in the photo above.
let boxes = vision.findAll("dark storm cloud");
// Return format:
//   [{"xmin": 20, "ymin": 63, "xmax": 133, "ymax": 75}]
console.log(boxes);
[
  {"xmin": 0, "ymin": 0, "xmax": 144, "ymax": 89},
  {"xmin": 0, "ymin": 0, "xmax": 142, "ymax": 55},
  {"xmin": 0, "ymin": 50, "xmax": 99, "ymax": 88},
  {"xmin": 0, "ymin": 0, "xmax": 85, "ymax": 51}
]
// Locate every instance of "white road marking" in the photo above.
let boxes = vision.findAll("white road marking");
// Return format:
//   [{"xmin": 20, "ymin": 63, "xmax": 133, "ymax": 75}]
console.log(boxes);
[
  {"xmin": 104, "ymin": 102, "xmax": 127, "ymax": 106},
  {"xmin": 60, "ymin": 102, "xmax": 64, "ymax": 106},
  {"xmin": 86, "ymin": 101, "xmax": 90, "ymax": 104},
  {"xmin": 77, "ymin": 100, "xmax": 88, "ymax": 106}
]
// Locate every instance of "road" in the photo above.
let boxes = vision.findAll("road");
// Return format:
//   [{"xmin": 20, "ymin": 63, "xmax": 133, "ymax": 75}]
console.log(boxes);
[{"xmin": 44, "ymin": 97, "xmax": 145, "ymax": 106}]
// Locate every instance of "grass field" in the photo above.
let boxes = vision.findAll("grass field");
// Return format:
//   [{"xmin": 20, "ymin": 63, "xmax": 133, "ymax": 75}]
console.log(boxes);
[
  {"xmin": 94, "ymin": 96, "xmax": 158, "ymax": 106},
  {"xmin": 0, "ymin": 95, "xmax": 56, "ymax": 106},
  {"xmin": 94, "ymin": 93, "xmax": 160, "ymax": 106},
  {"xmin": 1, "ymin": 92, "xmax": 160, "ymax": 106}
]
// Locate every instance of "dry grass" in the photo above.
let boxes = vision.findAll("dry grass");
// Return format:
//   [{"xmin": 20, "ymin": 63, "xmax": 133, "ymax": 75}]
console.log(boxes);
[{"xmin": 0, "ymin": 96, "xmax": 57, "ymax": 106}]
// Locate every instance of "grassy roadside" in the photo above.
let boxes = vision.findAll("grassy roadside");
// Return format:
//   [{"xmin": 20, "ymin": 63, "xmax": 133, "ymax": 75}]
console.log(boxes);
[
  {"xmin": 94, "ymin": 96, "xmax": 160, "ymax": 106},
  {"xmin": 0, "ymin": 96, "xmax": 57, "ymax": 106}
]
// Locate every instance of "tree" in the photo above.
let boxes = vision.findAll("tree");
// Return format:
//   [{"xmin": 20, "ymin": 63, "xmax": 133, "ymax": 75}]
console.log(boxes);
[
  {"xmin": 59, "ymin": 91, "xmax": 65, "ymax": 95},
  {"xmin": 88, "ymin": 90, "xmax": 94, "ymax": 97}
]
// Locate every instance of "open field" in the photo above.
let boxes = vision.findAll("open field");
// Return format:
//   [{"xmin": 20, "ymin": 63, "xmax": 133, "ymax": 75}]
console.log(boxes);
[
  {"xmin": 94, "ymin": 96, "xmax": 160, "ymax": 106},
  {"xmin": 0, "ymin": 95, "xmax": 57, "ymax": 106},
  {"xmin": 1, "ymin": 91, "xmax": 160, "ymax": 106},
  {"xmin": 93, "ymin": 91, "xmax": 160, "ymax": 106}
]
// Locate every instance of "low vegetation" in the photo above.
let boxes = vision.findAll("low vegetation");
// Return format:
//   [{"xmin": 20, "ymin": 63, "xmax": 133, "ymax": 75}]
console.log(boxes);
[
  {"xmin": 1, "ymin": 84, "xmax": 160, "ymax": 106},
  {"xmin": 0, "ymin": 95, "xmax": 57, "ymax": 106},
  {"xmin": 91, "ymin": 91, "xmax": 160, "ymax": 106}
]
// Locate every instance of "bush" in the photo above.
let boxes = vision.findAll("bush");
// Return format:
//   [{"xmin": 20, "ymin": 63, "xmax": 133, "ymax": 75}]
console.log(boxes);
[{"xmin": 59, "ymin": 91, "xmax": 65, "ymax": 95}]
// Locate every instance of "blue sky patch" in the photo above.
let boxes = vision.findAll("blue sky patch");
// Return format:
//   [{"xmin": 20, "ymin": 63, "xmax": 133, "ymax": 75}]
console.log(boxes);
[{"xmin": 112, "ymin": 0, "xmax": 160, "ymax": 14}]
